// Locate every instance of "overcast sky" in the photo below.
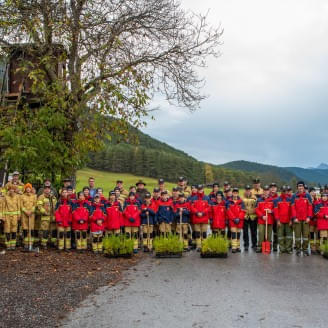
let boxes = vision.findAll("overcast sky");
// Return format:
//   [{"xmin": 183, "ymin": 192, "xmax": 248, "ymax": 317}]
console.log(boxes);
[{"xmin": 142, "ymin": 0, "xmax": 328, "ymax": 168}]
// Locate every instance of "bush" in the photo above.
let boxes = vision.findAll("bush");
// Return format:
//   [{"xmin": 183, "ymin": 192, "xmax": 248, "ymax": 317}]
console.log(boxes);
[
  {"xmin": 153, "ymin": 234, "xmax": 184, "ymax": 254},
  {"xmin": 103, "ymin": 235, "xmax": 134, "ymax": 256},
  {"xmin": 201, "ymin": 235, "xmax": 228, "ymax": 254}
]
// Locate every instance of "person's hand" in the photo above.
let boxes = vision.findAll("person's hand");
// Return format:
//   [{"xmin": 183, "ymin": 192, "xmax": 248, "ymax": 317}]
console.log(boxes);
[
  {"xmin": 277, "ymin": 221, "xmax": 281, "ymax": 227},
  {"xmin": 96, "ymin": 219, "xmax": 103, "ymax": 225},
  {"xmin": 306, "ymin": 217, "xmax": 310, "ymax": 223},
  {"xmin": 294, "ymin": 219, "xmax": 299, "ymax": 223},
  {"xmin": 197, "ymin": 212, "xmax": 203, "ymax": 217}
]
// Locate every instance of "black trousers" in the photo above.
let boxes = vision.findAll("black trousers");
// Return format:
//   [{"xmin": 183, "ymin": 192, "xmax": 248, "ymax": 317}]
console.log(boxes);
[{"xmin": 243, "ymin": 219, "xmax": 257, "ymax": 247}]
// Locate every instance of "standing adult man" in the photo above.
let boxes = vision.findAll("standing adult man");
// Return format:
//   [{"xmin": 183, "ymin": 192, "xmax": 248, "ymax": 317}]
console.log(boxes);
[
  {"xmin": 5, "ymin": 171, "xmax": 24, "ymax": 194},
  {"xmin": 115, "ymin": 180, "xmax": 129, "ymax": 201},
  {"xmin": 2, "ymin": 184, "xmax": 21, "ymax": 249},
  {"xmin": 291, "ymin": 181, "xmax": 313, "ymax": 256},
  {"xmin": 21, "ymin": 183, "xmax": 37, "ymax": 250},
  {"xmin": 136, "ymin": 180, "xmax": 149, "ymax": 202},
  {"xmin": 37, "ymin": 179, "xmax": 58, "ymax": 198},
  {"xmin": 251, "ymin": 178, "xmax": 263, "ymax": 200},
  {"xmin": 37, "ymin": 184, "xmax": 57, "ymax": 249},
  {"xmin": 242, "ymin": 185, "xmax": 257, "ymax": 251},
  {"xmin": 158, "ymin": 178, "xmax": 171, "ymax": 196},
  {"xmin": 88, "ymin": 177, "xmax": 97, "ymax": 198},
  {"xmin": 176, "ymin": 177, "xmax": 191, "ymax": 198}
]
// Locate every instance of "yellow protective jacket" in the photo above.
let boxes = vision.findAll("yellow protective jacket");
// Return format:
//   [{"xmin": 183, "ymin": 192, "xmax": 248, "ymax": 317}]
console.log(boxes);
[
  {"xmin": 5, "ymin": 181, "xmax": 24, "ymax": 194},
  {"xmin": 21, "ymin": 193, "xmax": 37, "ymax": 215},
  {"xmin": 250, "ymin": 188, "xmax": 263, "ymax": 200},
  {"xmin": 243, "ymin": 196, "xmax": 257, "ymax": 220},
  {"xmin": 37, "ymin": 194, "xmax": 57, "ymax": 220},
  {"xmin": 0, "ymin": 195, "xmax": 4, "ymax": 219},
  {"xmin": 3, "ymin": 193, "xmax": 21, "ymax": 217}
]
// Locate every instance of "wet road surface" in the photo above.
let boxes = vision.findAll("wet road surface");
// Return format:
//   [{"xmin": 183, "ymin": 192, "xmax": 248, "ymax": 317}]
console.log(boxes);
[{"xmin": 62, "ymin": 250, "xmax": 328, "ymax": 328}]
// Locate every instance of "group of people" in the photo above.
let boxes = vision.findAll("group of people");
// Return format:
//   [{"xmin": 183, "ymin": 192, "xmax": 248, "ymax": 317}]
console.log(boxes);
[{"xmin": 1, "ymin": 172, "xmax": 328, "ymax": 256}]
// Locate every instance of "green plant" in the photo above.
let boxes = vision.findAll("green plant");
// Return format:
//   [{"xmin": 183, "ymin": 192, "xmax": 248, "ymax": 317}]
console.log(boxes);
[
  {"xmin": 201, "ymin": 235, "xmax": 228, "ymax": 254},
  {"xmin": 153, "ymin": 234, "xmax": 184, "ymax": 254},
  {"xmin": 103, "ymin": 235, "xmax": 134, "ymax": 256},
  {"xmin": 320, "ymin": 241, "xmax": 328, "ymax": 255}
]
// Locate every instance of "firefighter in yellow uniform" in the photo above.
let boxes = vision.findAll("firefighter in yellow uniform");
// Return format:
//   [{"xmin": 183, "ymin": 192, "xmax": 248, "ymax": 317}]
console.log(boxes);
[
  {"xmin": 250, "ymin": 178, "xmax": 263, "ymax": 200},
  {"xmin": 5, "ymin": 171, "xmax": 24, "ymax": 194},
  {"xmin": 2, "ymin": 184, "xmax": 21, "ymax": 249},
  {"xmin": 20, "ymin": 183, "xmax": 37, "ymax": 250},
  {"xmin": 0, "ymin": 189, "xmax": 5, "ymax": 245},
  {"xmin": 37, "ymin": 185, "xmax": 57, "ymax": 248}
]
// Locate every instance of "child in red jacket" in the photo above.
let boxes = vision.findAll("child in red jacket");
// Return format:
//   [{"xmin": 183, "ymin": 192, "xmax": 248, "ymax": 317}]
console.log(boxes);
[
  {"xmin": 90, "ymin": 194, "xmax": 106, "ymax": 253},
  {"xmin": 226, "ymin": 188, "xmax": 245, "ymax": 253},
  {"xmin": 105, "ymin": 191, "xmax": 123, "ymax": 237},
  {"xmin": 55, "ymin": 188, "xmax": 73, "ymax": 251},
  {"xmin": 72, "ymin": 192, "xmax": 90, "ymax": 251},
  {"xmin": 211, "ymin": 192, "xmax": 227, "ymax": 237},
  {"xmin": 123, "ymin": 192, "xmax": 141, "ymax": 253},
  {"xmin": 315, "ymin": 193, "xmax": 328, "ymax": 254}
]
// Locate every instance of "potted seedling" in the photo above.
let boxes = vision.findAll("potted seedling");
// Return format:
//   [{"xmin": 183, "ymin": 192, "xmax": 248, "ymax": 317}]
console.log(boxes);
[
  {"xmin": 103, "ymin": 235, "xmax": 134, "ymax": 258},
  {"xmin": 153, "ymin": 234, "xmax": 184, "ymax": 258},
  {"xmin": 200, "ymin": 235, "xmax": 229, "ymax": 258}
]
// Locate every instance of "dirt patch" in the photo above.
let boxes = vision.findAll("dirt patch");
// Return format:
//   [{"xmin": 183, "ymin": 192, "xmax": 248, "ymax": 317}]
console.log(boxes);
[{"xmin": 0, "ymin": 249, "xmax": 141, "ymax": 328}]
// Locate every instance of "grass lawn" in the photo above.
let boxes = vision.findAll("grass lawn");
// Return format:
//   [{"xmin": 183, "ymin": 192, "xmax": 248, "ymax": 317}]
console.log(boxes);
[{"xmin": 76, "ymin": 168, "xmax": 213, "ymax": 195}]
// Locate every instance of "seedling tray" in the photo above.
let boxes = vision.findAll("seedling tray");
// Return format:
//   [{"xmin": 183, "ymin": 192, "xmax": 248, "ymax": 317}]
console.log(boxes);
[
  {"xmin": 155, "ymin": 252, "xmax": 183, "ymax": 258},
  {"xmin": 323, "ymin": 253, "xmax": 328, "ymax": 260},
  {"xmin": 200, "ymin": 252, "xmax": 228, "ymax": 258}
]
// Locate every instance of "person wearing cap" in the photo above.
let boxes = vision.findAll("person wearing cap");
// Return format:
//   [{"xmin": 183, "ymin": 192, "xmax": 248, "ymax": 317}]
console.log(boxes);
[
  {"xmin": 115, "ymin": 180, "xmax": 129, "ymax": 201},
  {"xmin": 309, "ymin": 187, "xmax": 321, "ymax": 254},
  {"xmin": 152, "ymin": 188, "xmax": 161, "ymax": 207},
  {"xmin": 211, "ymin": 192, "xmax": 227, "ymax": 238},
  {"xmin": 105, "ymin": 191, "xmax": 123, "ymax": 238},
  {"xmin": 55, "ymin": 188, "xmax": 73, "ymax": 251},
  {"xmin": 170, "ymin": 187, "xmax": 180, "ymax": 234},
  {"xmin": 37, "ymin": 184, "xmax": 57, "ymax": 248},
  {"xmin": 37, "ymin": 179, "xmax": 58, "ymax": 198},
  {"xmin": 2, "ymin": 184, "xmax": 21, "ymax": 249},
  {"xmin": 224, "ymin": 187, "xmax": 233, "ymax": 246},
  {"xmin": 140, "ymin": 193, "xmax": 158, "ymax": 251},
  {"xmin": 314, "ymin": 193, "xmax": 328, "ymax": 254},
  {"xmin": 72, "ymin": 192, "xmax": 90, "ymax": 251},
  {"xmin": 90, "ymin": 194, "xmax": 107, "ymax": 253},
  {"xmin": 5, "ymin": 171, "xmax": 24, "ymax": 194},
  {"xmin": 82, "ymin": 186, "xmax": 93, "ymax": 203},
  {"xmin": 95, "ymin": 188, "xmax": 106, "ymax": 205},
  {"xmin": 255, "ymin": 186, "xmax": 274, "ymax": 253},
  {"xmin": 156, "ymin": 191, "xmax": 174, "ymax": 237},
  {"xmin": 67, "ymin": 185, "xmax": 77, "ymax": 201},
  {"xmin": 20, "ymin": 183, "xmax": 37, "ymax": 250},
  {"xmin": 123, "ymin": 192, "xmax": 141, "ymax": 252},
  {"xmin": 136, "ymin": 180, "xmax": 149, "ymax": 203},
  {"xmin": 223, "ymin": 181, "xmax": 231, "ymax": 193},
  {"xmin": 273, "ymin": 186, "xmax": 293, "ymax": 254},
  {"xmin": 174, "ymin": 193, "xmax": 191, "ymax": 250},
  {"xmin": 226, "ymin": 188, "xmax": 245, "ymax": 253},
  {"xmin": 251, "ymin": 178, "xmax": 263, "ymax": 200},
  {"xmin": 208, "ymin": 183, "xmax": 220, "ymax": 203},
  {"xmin": 59, "ymin": 178, "xmax": 75, "ymax": 196},
  {"xmin": 242, "ymin": 185, "xmax": 257, "ymax": 251},
  {"xmin": 269, "ymin": 183, "xmax": 279, "ymax": 252},
  {"xmin": 88, "ymin": 177, "xmax": 97, "ymax": 199},
  {"xmin": 158, "ymin": 178, "xmax": 171, "ymax": 197},
  {"xmin": 291, "ymin": 181, "xmax": 313, "ymax": 256},
  {"xmin": 176, "ymin": 177, "xmax": 191, "ymax": 198},
  {"xmin": 190, "ymin": 184, "xmax": 211, "ymax": 251},
  {"xmin": 287, "ymin": 186, "xmax": 293, "ymax": 198}
]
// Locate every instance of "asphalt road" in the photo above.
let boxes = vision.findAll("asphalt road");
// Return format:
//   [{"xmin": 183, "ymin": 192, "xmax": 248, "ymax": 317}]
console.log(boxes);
[{"xmin": 62, "ymin": 250, "xmax": 328, "ymax": 328}]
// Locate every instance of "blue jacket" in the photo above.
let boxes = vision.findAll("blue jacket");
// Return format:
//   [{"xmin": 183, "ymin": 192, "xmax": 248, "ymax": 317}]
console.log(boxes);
[{"xmin": 156, "ymin": 200, "xmax": 174, "ymax": 224}]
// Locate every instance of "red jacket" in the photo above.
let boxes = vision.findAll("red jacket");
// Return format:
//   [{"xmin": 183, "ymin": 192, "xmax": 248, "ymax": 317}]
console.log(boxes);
[
  {"xmin": 311, "ymin": 198, "xmax": 321, "ymax": 226},
  {"xmin": 226, "ymin": 198, "xmax": 245, "ymax": 229},
  {"xmin": 273, "ymin": 194, "xmax": 292, "ymax": 224},
  {"xmin": 315, "ymin": 201, "xmax": 328, "ymax": 230},
  {"xmin": 190, "ymin": 193, "xmax": 210, "ymax": 224},
  {"xmin": 55, "ymin": 198, "xmax": 73, "ymax": 228},
  {"xmin": 123, "ymin": 199, "xmax": 141, "ymax": 227},
  {"xmin": 72, "ymin": 200, "xmax": 90, "ymax": 230},
  {"xmin": 106, "ymin": 201, "xmax": 123, "ymax": 230},
  {"xmin": 291, "ymin": 192, "xmax": 313, "ymax": 221},
  {"xmin": 256, "ymin": 196, "xmax": 274, "ymax": 225},
  {"xmin": 211, "ymin": 200, "xmax": 227, "ymax": 229},
  {"xmin": 90, "ymin": 203, "xmax": 106, "ymax": 232}
]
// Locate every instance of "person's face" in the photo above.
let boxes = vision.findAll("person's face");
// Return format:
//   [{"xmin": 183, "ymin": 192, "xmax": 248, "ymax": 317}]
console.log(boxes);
[
  {"xmin": 79, "ymin": 193, "xmax": 85, "ymax": 201},
  {"xmin": 145, "ymin": 197, "xmax": 151, "ymax": 203},
  {"xmin": 178, "ymin": 181, "xmax": 184, "ymax": 186},
  {"xmin": 271, "ymin": 187, "xmax": 277, "ymax": 194},
  {"xmin": 179, "ymin": 197, "xmax": 185, "ymax": 203},
  {"xmin": 13, "ymin": 174, "xmax": 19, "ymax": 182},
  {"xmin": 68, "ymin": 189, "xmax": 73, "ymax": 195},
  {"xmin": 213, "ymin": 186, "xmax": 219, "ymax": 193},
  {"xmin": 191, "ymin": 187, "xmax": 197, "ymax": 193},
  {"xmin": 116, "ymin": 182, "xmax": 123, "ymax": 188},
  {"xmin": 94, "ymin": 197, "xmax": 100, "ymax": 203},
  {"xmin": 83, "ymin": 189, "xmax": 90, "ymax": 196},
  {"xmin": 137, "ymin": 184, "xmax": 144, "ymax": 190},
  {"xmin": 153, "ymin": 192, "xmax": 160, "ymax": 198},
  {"xmin": 245, "ymin": 189, "xmax": 251, "ymax": 196},
  {"xmin": 162, "ymin": 194, "xmax": 169, "ymax": 201},
  {"xmin": 64, "ymin": 181, "xmax": 70, "ymax": 187},
  {"xmin": 26, "ymin": 187, "xmax": 32, "ymax": 193},
  {"xmin": 89, "ymin": 179, "xmax": 95, "ymax": 188},
  {"xmin": 198, "ymin": 188, "xmax": 204, "ymax": 194},
  {"xmin": 173, "ymin": 191, "xmax": 178, "ymax": 197},
  {"xmin": 224, "ymin": 185, "xmax": 230, "ymax": 191},
  {"xmin": 322, "ymin": 195, "xmax": 328, "ymax": 202},
  {"xmin": 44, "ymin": 187, "xmax": 51, "ymax": 195},
  {"xmin": 115, "ymin": 190, "xmax": 120, "ymax": 198},
  {"xmin": 310, "ymin": 191, "xmax": 315, "ymax": 198},
  {"xmin": 254, "ymin": 183, "xmax": 260, "ymax": 189},
  {"xmin": 110, "ymin": 195, "xmax": 116, "ymax": 202},
  {"xmin": 62, "ymin": 190, "xmax": 68, "ymax": 198},
  {"xmin": 32, "ymin": 188, "xmax": 36, "ymax": 194},
  {"xmin": 226, "ymin": 190, "xmax": 232, "ymax": 197},
  {"xmin": 130, "ymin": 187, "xmax": 136, "ymax": 193},
  {"xmin": 263, "ymin": 190, "xmax": 270, "ymax": 197},
  {"xmin": 298, "ymin": 185, "xmax": 305, "ymax": 193},
  {"xmin": 97, "ymin": 189, "xmax": 103, "ymax": 196},
  {"xmin": 216, "ymin": 195, "xmax": 223, "ymax": 202},
  {"xmin": 232, "ymin": 191, "xmax": 239, "ymax": 198},
  {"xmin": 129, "ymin": 195, "xmax": 135, "ymax": 201}
]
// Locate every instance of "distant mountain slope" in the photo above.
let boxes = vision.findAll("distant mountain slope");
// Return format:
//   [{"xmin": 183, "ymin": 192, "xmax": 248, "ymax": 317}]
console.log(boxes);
[
  {"xmin": 284, "ymin": 167, "xmax": 328, "ymax": 185},
  {"xmin": 219, "ymin": 160, "xmax": 300, "ymax": 185},
  {"xmin": 317, "ymin": 163, "xmax": 328, "ymax": 170}
]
